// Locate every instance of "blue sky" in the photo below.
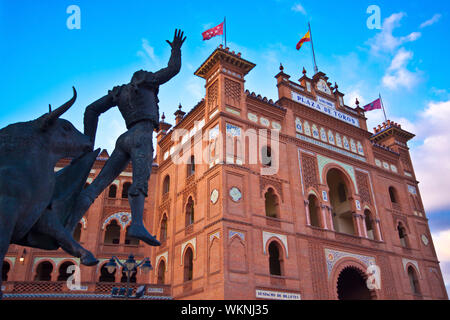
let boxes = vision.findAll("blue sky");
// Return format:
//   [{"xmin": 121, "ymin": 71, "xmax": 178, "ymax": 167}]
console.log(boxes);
[{"xmin": 1, "ymin": 0, "xmax": 450, "ymax": 297}]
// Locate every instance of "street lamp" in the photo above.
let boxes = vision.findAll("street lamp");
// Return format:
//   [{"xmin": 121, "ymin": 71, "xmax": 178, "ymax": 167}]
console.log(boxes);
[{"xmin": 105, "ymin": 254, "xmax": 153, "ymax": 299}]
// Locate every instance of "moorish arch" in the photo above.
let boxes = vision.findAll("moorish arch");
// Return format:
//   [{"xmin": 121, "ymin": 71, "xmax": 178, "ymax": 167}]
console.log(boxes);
[
  {"xmin": 330, "ymin": 258, "xmax": 378, "ymax": 300},
  {"xmin": 324, "ymin": 165, "xmax": 357, "ymax": 235}
]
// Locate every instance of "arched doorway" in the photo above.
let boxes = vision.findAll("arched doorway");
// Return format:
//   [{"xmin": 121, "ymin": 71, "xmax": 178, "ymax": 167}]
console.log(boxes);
[
  {"xmin": 34, "ymin": 261, "xmax": 53, "ymax": 281},
  {"xmin": 337, "ymin": 266, "xmax": 372, "ymax": 300},
  {"xmin": 57, "ymin": 261, "xmax": 75, "ymax": 281},
  {"xmin": 327, "ymin": 168, "xmax": 355, "ymax": 235},
  {"xmin": 99, "ymin": 263, "xmax": 116, "ymax": 282},
  {"xmin": 2, "ymin": 261, "xmax": 10, "ymax": 281},
  {"xmin": 157, "ymin": 260, "xmax": 166, "ymax": 284}
]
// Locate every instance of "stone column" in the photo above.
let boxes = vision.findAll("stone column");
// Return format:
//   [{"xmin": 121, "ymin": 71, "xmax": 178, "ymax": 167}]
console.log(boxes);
[
  {"xmin": 326, "ymin": 206, "xmax": 335, "ymax": 231},
  {"xmin": 352, "ymin": 212, "xmax": 363, "ymax": 237},
  {"xmin": 375, "ymin": 218, "xmax": 383, "ymax": 241},
  {"xmin": 320, "ymin": 204, "xmax": 329, "ymax": 229},
  {"xmin": 304, "ymin": 199, "xmax": 311, "ymax": 226}
]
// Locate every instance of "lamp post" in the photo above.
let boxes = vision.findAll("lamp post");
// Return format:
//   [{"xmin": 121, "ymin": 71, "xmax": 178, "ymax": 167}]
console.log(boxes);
[{"xmin": 105, "ymin": 254, "xmax": 153, "ymax": 299}]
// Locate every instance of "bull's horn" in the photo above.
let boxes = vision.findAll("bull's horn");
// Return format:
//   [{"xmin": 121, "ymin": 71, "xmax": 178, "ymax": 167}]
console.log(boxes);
[{"xmin": 47, "ymin": 87, "xmax": 77, "ymax": 121}]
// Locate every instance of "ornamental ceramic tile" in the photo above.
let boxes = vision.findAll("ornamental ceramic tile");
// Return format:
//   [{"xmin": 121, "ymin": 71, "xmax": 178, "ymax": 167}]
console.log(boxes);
[
  {"xmin": 328, "ymin": 130, "xmax": 335, "ymax": 145},
  {"xmin": 312, "ymin": 125, "xmax": 319, "ymax": 139},
  {"xmin": 248, "ymin": 112, "xmax": 258, "ymax": 122},
  {"xmin": 343, "ymin": 137, "xmax": 350, "ymax": 150},
  {"xmin": 357, "ymin": 142, "xmax": 364, "ymax": 155},
  {"xmin": 272, "ymin": 121, "xmax": 281, "ymax": 130},
  {"xmin": 226, "ymin": 123, "xmax": 241, "ymax": 136},
  {"xmin": 350, "ymin": 139, "xmax": 357, "ymax": 153},
  {"xmin": 324, "ymin": 248, "xmax": 376, "ymax": 278},
  {"xmin": 260, "ymin": 117, "xmax": 270, "ymax": 127},
  {"xmin": 295, "ymin": 118, "xmax": 303, "ymax": 133},
  {"xmin": 375, "ymin": 159, "xmax": 382, "ymax": 167},
  {"xmin": 304, "ymin": 121, "xmax": 311, "ymax": 136},
  {"xmin": 335, "ymin": 133, "xmax": 342, "ymax": 148},
  {"xmin": 390, "ymin": 164, "xmax": 398, "ymax": 173},
  {"xmin": 320, "ymin": 128, "xmax": 327, "ymax": 142},
  {"xmin": 383, "ymin": 162, "xmax": 389, "ymax": 170}
]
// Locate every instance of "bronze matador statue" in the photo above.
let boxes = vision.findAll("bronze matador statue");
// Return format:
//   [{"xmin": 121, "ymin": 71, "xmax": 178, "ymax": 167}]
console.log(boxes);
[{"xmin": 66, "ymin": 29, "xmax": 186, "ymax": 246}]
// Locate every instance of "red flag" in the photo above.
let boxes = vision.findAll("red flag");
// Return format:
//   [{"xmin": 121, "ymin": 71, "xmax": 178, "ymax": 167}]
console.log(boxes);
[
  {"xmin": 362, "ymin": 98, "xmax": 382, "ymax": 112},
  {"xmin": 202, "ymin": 22, "xmax": 224, "ymax": 40}
]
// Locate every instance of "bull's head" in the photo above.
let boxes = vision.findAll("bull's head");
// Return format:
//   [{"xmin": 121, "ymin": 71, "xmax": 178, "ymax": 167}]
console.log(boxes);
[{"xmin": 38, "ymin": 87, "xmax": 93, "ymax": 158}]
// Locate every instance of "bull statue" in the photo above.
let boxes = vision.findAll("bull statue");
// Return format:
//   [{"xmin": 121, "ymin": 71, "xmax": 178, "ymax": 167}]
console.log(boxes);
[{"xmin": 0, "ymin": 87, "xmax": 100, "ymax": 299}]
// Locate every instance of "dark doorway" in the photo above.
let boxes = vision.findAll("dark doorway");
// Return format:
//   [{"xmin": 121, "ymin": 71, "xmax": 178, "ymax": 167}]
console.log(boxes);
[{"xmin": 337, "ymin": 267, "xmax": 372, "ymax": 300}]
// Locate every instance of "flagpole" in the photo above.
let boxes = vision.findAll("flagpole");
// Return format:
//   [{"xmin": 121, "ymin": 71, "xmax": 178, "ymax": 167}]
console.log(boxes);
[
  {"xmin": 224, "ymin": 16, "xmax": 227, "ymax": 48},
  {"xmin": 308, "ymin": 22, "xmax": 319, "ymax": 74},
  {"xmin": 379, "ymin": 93, "xmax": 388, "ymax": 122}
]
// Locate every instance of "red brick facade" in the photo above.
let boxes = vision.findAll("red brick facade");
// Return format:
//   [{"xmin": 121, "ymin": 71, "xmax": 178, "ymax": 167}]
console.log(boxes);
[{"xmin": 2, "ymin": 46, "xmax": 447, "ymax": 300}]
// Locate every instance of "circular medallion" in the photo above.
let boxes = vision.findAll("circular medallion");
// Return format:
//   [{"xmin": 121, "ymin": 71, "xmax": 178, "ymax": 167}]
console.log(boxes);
[
  {"xmin": 421, "ymin": 234, "xmax": 429, "ymax": 246},
  {"xmin": 229, "ymin": 187, "xmax": 242, "ymax": 202},
  {"xmin": 210, "ymin": 189, "xmax": 219, "ymax": 204}
]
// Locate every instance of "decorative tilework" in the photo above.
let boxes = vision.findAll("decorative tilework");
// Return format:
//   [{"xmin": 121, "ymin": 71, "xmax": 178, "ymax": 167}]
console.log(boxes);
[
  {"xmin": 402, "ymin": 258, "xmax": 421, "ymax": 276},
  {"xmin": 156, "ymin": 251, "xmax": 168, "ymax": 268},
  {"xmin": 226, "ymin": 123, "xmax": 241, "ymax": 137},
  {"xmin": 181, "ymin": 237, "xmax": 196, "ymax": 264},
  {"xmin": 263, "ymin": 231, "xmax": 288, "ymax": 258},
  {"xmin": 209, "ymin": 231, "xmax": 220, "ymax": 242},
  {"xmin": 102, "ymin": 212, "xmax": 132, "ymax": 230},
  {"xmin": 324, "ymin": 248, "xmax": 376, "ymax": 278},
  {"xmin": 317, "ymin": 155, "xmax": 359, "ymax": 193},
  {"xmin": 229, "ymin": 230, "xmax": 245, "ymax": 241},
  {"xmin": 296, "ymin": 134, "xmax": 366, "ymax": 162}
]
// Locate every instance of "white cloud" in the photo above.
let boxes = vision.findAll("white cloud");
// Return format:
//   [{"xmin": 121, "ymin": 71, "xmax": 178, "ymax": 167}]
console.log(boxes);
[
  {"xmin": 382, "ymin": 48, "xmax": 420, "ymax": 90},
  {"xmin": 410, "ymin": 100, "xmax": 450, "ymax": 212},
  {"xmin": 420, "ymin": 14, "xmax": 442, "ymax": 29},
  {"xmin": 432, "ymin": 229, "xmax": 450, "ymax": 262},
  {"xmin": 291, "ymin": 3, "xmax": 307, "ymax": 15},
  {"xmin": 367, "ymin": 13, "xmax": 421, "ymax": 55},
  {"xmin": 137, "ymin": 38, "xmax": 161, "ymax": 67}
]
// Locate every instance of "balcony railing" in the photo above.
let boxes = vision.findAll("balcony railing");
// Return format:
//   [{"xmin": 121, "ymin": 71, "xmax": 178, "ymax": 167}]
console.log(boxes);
[{"xmin": 3, "ymin": 281, "xmax": 171, "ymax": 299}]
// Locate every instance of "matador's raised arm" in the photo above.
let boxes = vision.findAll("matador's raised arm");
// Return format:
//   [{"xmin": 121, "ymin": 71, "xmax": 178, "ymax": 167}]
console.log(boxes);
[{"xmin": 150, "ymin": 29, "xmax": 186, "ymax": 85}]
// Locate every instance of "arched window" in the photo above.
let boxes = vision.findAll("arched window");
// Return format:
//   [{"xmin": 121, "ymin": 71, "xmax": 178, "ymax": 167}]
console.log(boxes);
[
  {"xmin": 163, "ymin": 175, "xmax": 170, "ymax": 195},
  {"xmin": 104, "ymin": 220, "xmax": 121, "ymax": 245},
  {"xmin": 327, "ymin": 168, "xmax": 355, "ymax": 235},
  {"xmin": 34, "ymin": 261, "xmax": 53, "ymax": 281},
  {"xmin": 57, "ymin": 261, "xmax": 75, "ymax": 281},
  {"xmin": 268, "ymin": 241, "xmax": 283, "ymax": 276},
  {"xmin": 398, "ymin": 223, "xmax": 408, "ymax": 248},
  {"xmin": 108, "ymin": 184, "xmax": 117, "ymax": 198},
  {"xmin": 157, "ymin": 260, "xmax": 166, "ymax": 284},
  {"xmin": 308, "ymin": 194, "xmax": 321, "ymax": 228},
  {"xmin": 261, "ymin": 145, "xmax": 272, "ymax": 167},
  {"xmin": 122, "ymin": 182, "xmax": 131, "ymax": 198},
  {"xmin": 187, "ymin": 155, "xmax": 195, "ymax": 177},
  {"xmin": 99, "ymin": 264, "xmax": 115, "ymax": 282},
  {"xmin": 364, "ymin": 210, "xmax": 375, "ymax": 240},
  {"xmin": 389, "ymin": 187, "xmax": 398, "ymax": 203},
  {"xmin": 185, "ymin": 197, "xmax": 194, "ymax": 227},
  {"xmin": 73, "ymin": 223, "xmax": 82, "ymax": 242},
  {"xmin": 160, "ymin": 215, "xmax": 168, "ymax": 243},
  {"xmin": 265, "ymin": 188, "xmax": 279, "ymax": 218},
  {"xmin": 183, "ymin": 247, "xmax": 194, "ymax": 282},
  {"xmin": 121, "ymin": 269, "xmax": 137, "ymax": 283},
  {"xmin": 407, "ymin": 266, "xmax": 421, "ymax": 295},
  {"xmin": 2, "ymin": 261, "xmax": 10, "ymax": 282}
]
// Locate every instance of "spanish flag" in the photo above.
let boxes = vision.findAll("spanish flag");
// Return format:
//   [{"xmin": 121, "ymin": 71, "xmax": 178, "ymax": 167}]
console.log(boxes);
[{"xmin": 296, "ymin": 30, "xmax": 311, "ymax": 50}]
